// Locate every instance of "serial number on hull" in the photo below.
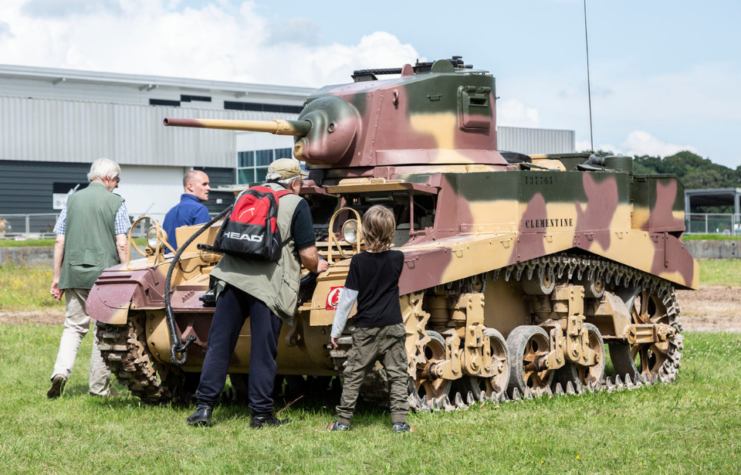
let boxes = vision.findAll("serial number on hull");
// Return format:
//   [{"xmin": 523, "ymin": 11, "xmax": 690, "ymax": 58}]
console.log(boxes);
[{"xmin": 523, "ymin": 176, "xmax": 554, "ymax": 186}]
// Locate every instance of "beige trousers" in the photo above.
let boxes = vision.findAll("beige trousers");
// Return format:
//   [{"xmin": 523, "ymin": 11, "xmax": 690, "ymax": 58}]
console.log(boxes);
[{"xmin": 50, "ymin": 288, "xmax": 110, "ymax": 396}]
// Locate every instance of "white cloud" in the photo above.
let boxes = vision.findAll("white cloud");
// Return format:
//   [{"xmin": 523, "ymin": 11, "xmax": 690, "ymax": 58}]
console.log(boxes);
[
  {"xmin": 497, "ymin": 99, "xmax": 541, "ymax": 128},
  {"xmin": 576, "ymin": 131, "xmax": 695, "ymax": 157},
  {"xmin": 0, "ymin": 0, "xmax": 421, "ymax": 87},
  {"xmin": 621, "ymin": 130, "xmax": 696, "ymax": 157}
]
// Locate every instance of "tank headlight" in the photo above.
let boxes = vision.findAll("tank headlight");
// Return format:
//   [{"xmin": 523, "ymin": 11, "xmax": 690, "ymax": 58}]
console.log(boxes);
[
  {"xmin": 342, "ymin": 219, "xmax": 359, "ymax": 244},
  {"xmin": 146, "ymin": 227, "xmax": 159, "ymax": 249}
]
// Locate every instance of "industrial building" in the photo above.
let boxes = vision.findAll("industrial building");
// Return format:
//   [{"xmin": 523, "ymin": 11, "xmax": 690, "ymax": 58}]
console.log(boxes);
[{"xmin": 0, "ymin": 64, "xmax": 575, "ymax": 234}]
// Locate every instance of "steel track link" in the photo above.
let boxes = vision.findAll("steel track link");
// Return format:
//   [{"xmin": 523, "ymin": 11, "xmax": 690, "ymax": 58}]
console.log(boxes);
[
  {"xmin": 97, "ymin": 313, "xmax": 189, "ymax": 404},
  {"xmin": 405, "ymin": 253, "xmax": 685, "ymax": 413}
]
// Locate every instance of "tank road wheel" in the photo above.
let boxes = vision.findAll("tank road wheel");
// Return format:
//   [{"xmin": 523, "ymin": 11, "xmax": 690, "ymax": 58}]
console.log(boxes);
[
  {"xmin": 414, "ymin": 331, "xmax": 452, "ymax": 403},
  {"xmin": 609, "ymin": 288, "xmax": 681, "ymax": 382},
  {"xmin": 459, "ymin": 328, "xmax": 510, "ymax": 400},
  {"xmin": 507, "ymin": 326, "xmax": 554, "ymax": 396},
  {"xmin": 553, "ymin": 323, "xmax": 605, "ymax": 388}
]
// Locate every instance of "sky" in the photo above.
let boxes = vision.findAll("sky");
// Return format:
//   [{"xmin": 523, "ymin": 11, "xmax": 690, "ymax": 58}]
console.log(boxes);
[{"xmin": 0, "ymin": 0, "xmax": 739, "ymax": 167}]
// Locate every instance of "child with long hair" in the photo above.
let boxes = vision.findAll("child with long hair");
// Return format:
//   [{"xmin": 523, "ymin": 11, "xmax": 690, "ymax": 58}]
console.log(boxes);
[{"xmin": 327, "ymin": 205, "xmax": 412, "ymax": 432}]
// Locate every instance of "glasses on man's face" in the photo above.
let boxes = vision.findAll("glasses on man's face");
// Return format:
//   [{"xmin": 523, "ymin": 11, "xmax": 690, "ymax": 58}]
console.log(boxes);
[{"xmin": 114, "ymin": 176, "xmax": 121, "ymax": 184}]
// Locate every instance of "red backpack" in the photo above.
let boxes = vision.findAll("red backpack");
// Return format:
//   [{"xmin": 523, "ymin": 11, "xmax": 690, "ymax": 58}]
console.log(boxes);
[{"xmin": 213, "ymin": 186, "xmax": 293, "ymax": 261}]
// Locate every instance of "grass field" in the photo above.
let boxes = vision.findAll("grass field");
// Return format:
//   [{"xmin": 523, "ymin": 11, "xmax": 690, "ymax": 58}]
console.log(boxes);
[
  {"xmin": 682, "ymin": 234, "xmax": 741, "ymax": 241},
  {"xmin": 0, "ymin": 238, "xmax": 147, "ymax": 248},
  {"xmin": 0, "ymin": 264, "xmax": 63, "ymax": 312},
  {"xmin": 699, "ymin": 259, "xmax": 741, "ymax": 286},
  {"xmin": 0, "ymin": 324, "xmax": 739, "ymax": 474}
]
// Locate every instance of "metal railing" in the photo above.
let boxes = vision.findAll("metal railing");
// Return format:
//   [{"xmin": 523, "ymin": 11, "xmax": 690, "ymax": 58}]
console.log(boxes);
[
  {"xmin": 0, "ymin": 212, "xmax": 221, "ymax": 240},
  {"xmin": 685, "ymin": 213, "xmax": 741, "ymax": 235}
]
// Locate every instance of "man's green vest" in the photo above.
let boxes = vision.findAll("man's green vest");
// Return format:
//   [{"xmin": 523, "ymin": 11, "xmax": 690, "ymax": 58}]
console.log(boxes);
[
  {"xmin": 59, "ymin": 182, "xmax": 125, "ymax": 290},
  {"xmin": 210, "ymin": 183, "xmax": 303, "ymax": 326}
]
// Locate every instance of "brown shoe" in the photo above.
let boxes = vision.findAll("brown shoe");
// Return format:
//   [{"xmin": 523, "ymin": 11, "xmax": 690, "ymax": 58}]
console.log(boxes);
[{"xmin": 47, "ymin": 375, "xmax": 67, "ymax": 399}]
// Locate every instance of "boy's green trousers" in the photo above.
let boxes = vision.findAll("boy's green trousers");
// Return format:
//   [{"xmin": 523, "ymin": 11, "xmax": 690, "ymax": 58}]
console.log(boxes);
[{"xmin": 336, "ymin": 323, "xmax": 410, "ymax": 426}]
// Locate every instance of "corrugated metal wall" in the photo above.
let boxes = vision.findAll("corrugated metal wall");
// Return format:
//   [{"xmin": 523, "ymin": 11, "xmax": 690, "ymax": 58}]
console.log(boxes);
[
  {"xmin": 0, "ymin": 160, "xmax": 89, "ymax": 214},
  {"xmin": 0, "ymin": 95, "xmax": 298, "ymax": 168},
  {"xmin": 498, "ymin": 126, "xmax": 575, "ymax": 155}
]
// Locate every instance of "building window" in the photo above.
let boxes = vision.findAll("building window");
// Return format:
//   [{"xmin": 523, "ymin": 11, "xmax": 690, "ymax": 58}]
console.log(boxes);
[
  {"xmin": 237, "ymin": 148, "xmax": 299, "ymax": 184},
  {"xmin": 150, "ymin": 99, "xmax": 180, "ymax": 107},
  {"xmin": 224, "ymin": 101, "xmax": 303, "ymax": 114},
  {"xmin": 181, "ymin": 94, "xmax": 212, "ymax": 102}
]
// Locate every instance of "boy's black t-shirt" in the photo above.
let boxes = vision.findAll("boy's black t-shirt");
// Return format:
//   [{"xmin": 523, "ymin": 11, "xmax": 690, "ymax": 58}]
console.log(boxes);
[{"xmin": 344, "ymin": 250, "xmax": 404, "ymax": 328}]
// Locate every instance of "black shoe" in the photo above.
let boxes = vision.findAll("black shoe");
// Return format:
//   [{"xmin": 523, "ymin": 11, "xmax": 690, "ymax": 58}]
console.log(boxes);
[
  {"xmin": 251, "ymin": 414, "xmax": 290, "ymax": 429},
  {"xmin": 392, "ymin": 422, "xmax": 414, "ymax": 433},
  {"xmin": 47, "ymin": 375, "xmax": 67, "ymax": 399},
  {"xmin": 327, "ymin": 421, "xmax": 349, "ymax": 431},
  {"xmin": 186, "ymin": 402, "xmax": 214, "ymax": 427}
]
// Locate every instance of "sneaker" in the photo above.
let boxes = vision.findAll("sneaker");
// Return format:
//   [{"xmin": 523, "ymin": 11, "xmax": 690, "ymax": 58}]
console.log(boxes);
[
  {"xmin": 327, "ymin": 421, "xmax": 350, "ymax": 431},
  {"xmin": 251, "ymin": 414, "xmax": 290, "ymax": 429},
  {"xmin": 47, "ymin": 375, "xmax": 67, "ymax": 399},
  {"xmin": 186, "ymin": 402, "xmax": 214, "ymax": 427},
  {"xmin": 392, "ymin": 422, "xmax": 414, "ymax": 433}
]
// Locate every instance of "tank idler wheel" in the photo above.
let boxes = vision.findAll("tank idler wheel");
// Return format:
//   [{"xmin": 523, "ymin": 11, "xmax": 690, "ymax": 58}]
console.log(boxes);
[
  {"xmin": 522, "ymin": 266, "xmax": 556, "ymax": 295},
  {"xmin": 413, "ymin": 330, "xmax": 452, "ymax": 402},
  {"xmin": 507, "ymin": 326, "xmax": 554, "ymax": 396},
  {"xmin": 609, "ymin": 289, "xmax": 674, "ymax": 381},
  {"xmin": 552, "ymin": 323, "xmax": 605, "ymax": 388},
  {"xmin": 458, "ymin": 328, "xmax": 510, "ymax": 400}
]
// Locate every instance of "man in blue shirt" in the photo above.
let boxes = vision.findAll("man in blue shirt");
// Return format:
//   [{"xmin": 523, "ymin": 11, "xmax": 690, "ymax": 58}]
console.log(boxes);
[{"xmin": 163, "ymin": 170, "xmax": 211, "ymax": 250}]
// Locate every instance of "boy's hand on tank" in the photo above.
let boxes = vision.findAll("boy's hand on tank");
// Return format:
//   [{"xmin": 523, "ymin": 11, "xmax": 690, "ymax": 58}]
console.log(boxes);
[
  {"xmin": 331, "ymin": 337, "xmax": 339, "ymax": 348},
  {"xmin": 316, "ymin": 260, "xmax": 329, "ymax": 274}
]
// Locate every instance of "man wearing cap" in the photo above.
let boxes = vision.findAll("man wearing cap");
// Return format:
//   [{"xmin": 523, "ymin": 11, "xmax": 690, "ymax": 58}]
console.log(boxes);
[{"xmin": 187, "ymin": 158, "xmax": 329, "ymax": 429}]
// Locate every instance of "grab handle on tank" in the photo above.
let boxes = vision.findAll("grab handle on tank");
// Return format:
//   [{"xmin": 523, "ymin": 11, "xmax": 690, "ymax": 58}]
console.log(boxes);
[{"xmin": 165, "ymin": 206, "xmax": 232, "ymax": 366}]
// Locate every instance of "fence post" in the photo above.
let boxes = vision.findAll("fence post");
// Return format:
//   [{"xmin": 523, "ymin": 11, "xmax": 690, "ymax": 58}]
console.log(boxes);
[
  {"xmin": 25, "ymin": 215, "xmax": 30, "ymax": 235},
  {"xmin": 704, "ymin": 214, "xmax": 708, "ymax": 234}
]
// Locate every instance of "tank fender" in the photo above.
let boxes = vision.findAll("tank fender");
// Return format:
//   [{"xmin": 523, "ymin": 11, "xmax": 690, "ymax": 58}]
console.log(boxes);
[
  {"xmin": 87, "ymin": 283, "xmax": 137, "ymax": 324},
  {"xmin": 87, "ymin": 267, "xmax": 166, "ymax": 324}
]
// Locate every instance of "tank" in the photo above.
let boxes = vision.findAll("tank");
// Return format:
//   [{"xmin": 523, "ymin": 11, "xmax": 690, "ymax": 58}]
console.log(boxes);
[{"xmin": 88, "ymin": 57, "xmax": 696, "ymax": 409}]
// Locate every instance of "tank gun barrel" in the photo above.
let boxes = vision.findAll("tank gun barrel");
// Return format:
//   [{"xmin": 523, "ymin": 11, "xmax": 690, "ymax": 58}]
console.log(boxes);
[{"xmin": 163, "ymin": 117, "xmax": 311, "ymax": 136}]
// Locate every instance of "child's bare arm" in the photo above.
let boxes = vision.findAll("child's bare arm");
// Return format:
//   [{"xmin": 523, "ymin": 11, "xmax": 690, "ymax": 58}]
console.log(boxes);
[{"xmin": 331, "ymin": 288, "xmax": 359, "ymax": 345}]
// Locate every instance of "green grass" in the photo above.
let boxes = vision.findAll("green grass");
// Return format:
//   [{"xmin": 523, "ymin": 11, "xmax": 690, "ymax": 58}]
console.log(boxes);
[
  {"xmin": 683, "ymin": 234, "xmax": 741, "ymax": 241},
  {"xmin": 698, "ymin": 259, "xmax": 741, "ymax": 286},
  {"xmin": 0, "ymin": 239, "xmax": 57, "ymax": 247},
  {"xmin": 0, "ymin": 264, "xmax": 63, "ymax": 312},
  {"xmin": 0, "ymin": 238, "xmax": 147, "ymax": 247},
  {"xmin": 0, "ymin": 326, "xmax": 739, "ymax": 474}
]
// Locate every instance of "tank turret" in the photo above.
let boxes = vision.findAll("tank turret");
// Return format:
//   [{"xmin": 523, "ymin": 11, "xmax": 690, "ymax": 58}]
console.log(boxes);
[{"xmin": 164, "ymin": 57, "xmax": 505, "ymax": 168}]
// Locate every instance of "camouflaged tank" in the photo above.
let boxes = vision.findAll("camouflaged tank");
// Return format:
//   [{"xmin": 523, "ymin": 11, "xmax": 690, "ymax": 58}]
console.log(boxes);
[{"xmin": 88, "ymin": 57, "xmax": 695, "ymax": 410}]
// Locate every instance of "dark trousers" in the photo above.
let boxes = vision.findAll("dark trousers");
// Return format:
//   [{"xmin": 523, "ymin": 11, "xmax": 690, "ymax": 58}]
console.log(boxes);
[{"xmin": 197, "ymin": 285, "xmax": 283, "ymax": 415}]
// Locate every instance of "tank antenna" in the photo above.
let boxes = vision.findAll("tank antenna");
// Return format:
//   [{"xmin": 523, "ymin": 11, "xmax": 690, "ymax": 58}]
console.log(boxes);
[{"xmin": 583, "ymin": 0, "xmax": 594, "ymax": 152}]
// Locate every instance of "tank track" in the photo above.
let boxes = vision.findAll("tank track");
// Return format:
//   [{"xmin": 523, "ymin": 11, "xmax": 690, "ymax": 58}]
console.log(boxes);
[
  {"xmin": 97, "ymin": 312, "xmax": 193, "ymax": 405},
  {"xmin": 405, "ymin": 253, "xmax": 684, "ymax": 413}
]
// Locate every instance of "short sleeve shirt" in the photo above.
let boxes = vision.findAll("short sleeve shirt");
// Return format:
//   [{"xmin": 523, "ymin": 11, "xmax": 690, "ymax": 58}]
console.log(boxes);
[{"xmin": 344, "ymin": 250, "xmax": 404, "ymax": 328}]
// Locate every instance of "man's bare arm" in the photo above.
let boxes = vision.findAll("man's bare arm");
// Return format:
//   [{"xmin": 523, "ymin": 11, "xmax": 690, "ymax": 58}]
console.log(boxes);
[
  {"xmin": 298, "ymin": 245, "xmax": 329, "ymax": 274},
  {"xmin": 50, "ymin": 235, "xmax": 65, "ymax": 300},
  {"xmin": 116, "ymin": 234, "xmax": 129, "ymax": 264}
]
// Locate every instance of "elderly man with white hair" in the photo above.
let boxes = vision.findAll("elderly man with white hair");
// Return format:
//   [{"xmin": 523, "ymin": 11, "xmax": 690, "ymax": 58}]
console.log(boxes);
[{"xmin": 47, "ymin": 158, "xmax": 131, "ymax": 399}]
